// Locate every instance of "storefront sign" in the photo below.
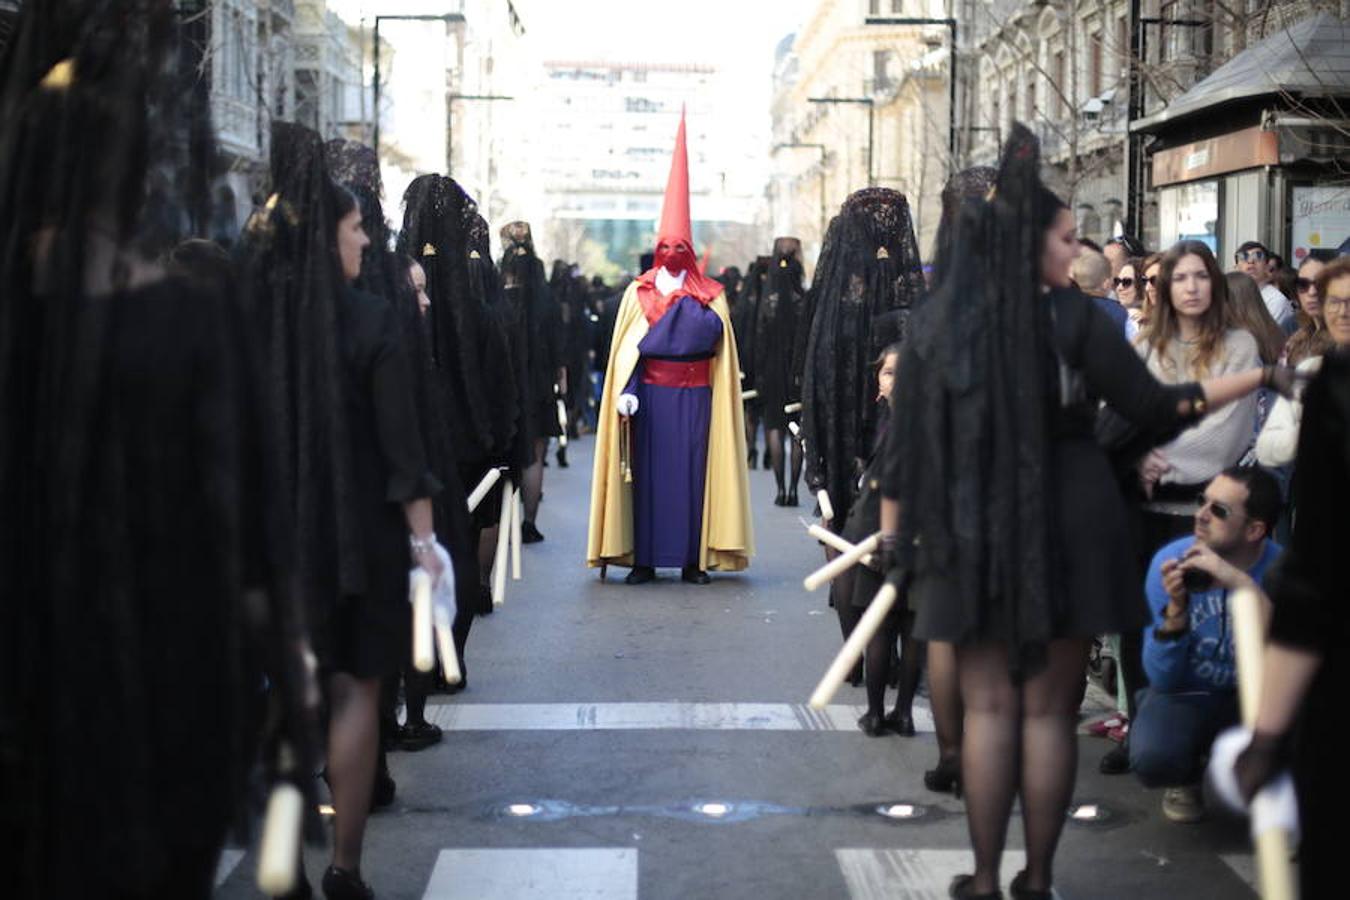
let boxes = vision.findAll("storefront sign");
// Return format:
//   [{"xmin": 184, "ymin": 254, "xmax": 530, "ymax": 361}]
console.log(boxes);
[
  {"xmin": 1152, "ymin": 126, "xmax": 1278, "ymax": 187},
  {"xmin": 1291, "ymin": 186, "xmax": 1350, "ymax": 260}
]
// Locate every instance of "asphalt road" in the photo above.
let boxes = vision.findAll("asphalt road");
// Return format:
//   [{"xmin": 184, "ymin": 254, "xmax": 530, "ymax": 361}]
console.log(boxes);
[{"xmin": 215, "ymin": 434, "xmax": 1261, "ymax": 900}]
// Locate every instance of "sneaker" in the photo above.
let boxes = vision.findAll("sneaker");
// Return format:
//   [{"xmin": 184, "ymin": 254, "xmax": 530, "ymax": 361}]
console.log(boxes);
[
  {"xmin": 1087, "ymin": 715, "xmax": 1127, "ymax": 738},
  {"xmin": 1162, "ymin": 786, "xmax": 1205, "ymax": 824}
]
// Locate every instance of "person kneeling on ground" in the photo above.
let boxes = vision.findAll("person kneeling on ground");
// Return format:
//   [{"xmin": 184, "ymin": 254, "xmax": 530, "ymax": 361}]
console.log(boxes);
[{"xmin": 1130, "ymin": 466, "xmax": 1283, "ymax": 824}]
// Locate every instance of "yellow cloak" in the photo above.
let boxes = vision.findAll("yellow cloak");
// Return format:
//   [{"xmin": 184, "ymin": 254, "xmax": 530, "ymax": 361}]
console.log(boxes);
[{"xmin": 586, "ymin": 282, "xmax": 754, "ymax": 572}]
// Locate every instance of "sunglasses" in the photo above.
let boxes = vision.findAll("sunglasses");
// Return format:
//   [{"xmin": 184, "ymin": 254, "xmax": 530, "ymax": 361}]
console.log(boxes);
[
  {"xmin": 1113, "ymin": 277, "xmax": 1135, "ymax": 288},
  {"xmin": 1197, "ymin": 495, "xmax": 1233, "ymax": 521},
  {"xmin": 1235, "ymin": 249, "xmax": 1267, "ymax": 263},
  {"xmin": 1296, "ymin": 277, "xmax": 1316, "ymax": 293},
  {"xmin": 1142, "ymin": 275, "xmax": 1158, "ymax": 287}
]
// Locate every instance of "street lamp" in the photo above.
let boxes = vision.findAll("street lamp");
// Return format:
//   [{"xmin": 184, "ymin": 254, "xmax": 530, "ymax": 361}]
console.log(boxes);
[
  {"xmin": 371, "ymin": 13, "xmax": 467, "ymax": 158},
  {"xmin": 771, "ymin": 142, "xmax": 828, "ymax": 241},
  {"xmin": 863, "ymin": 16, "xmax": 958, "ymax": 167},
  {"xmin": 807, "ymin": 97, "xmax": 875, "ymax": 187}
]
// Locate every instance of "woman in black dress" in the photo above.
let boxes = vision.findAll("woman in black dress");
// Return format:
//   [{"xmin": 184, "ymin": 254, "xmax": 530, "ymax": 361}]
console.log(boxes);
[
  {"xmin": 753, "ymin": 237, "xmax": 806, "ymax": 506},
  {"xmin": 884, "ymin": 124, "xmax": 1292, "ymax": 899},
  {"xmin": 242, "ymin": 123, "xmax": 443, "ymax": 900}
]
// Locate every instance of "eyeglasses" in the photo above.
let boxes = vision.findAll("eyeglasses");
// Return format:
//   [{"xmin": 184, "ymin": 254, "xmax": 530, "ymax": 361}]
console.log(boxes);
[
  {"xmin": 1196, "ymin": 495, "xmax": 1233, "ymax": 521},
  {"xmin": 1326, "ymin": 296, "xmax": 1350, "ymax": 314},
  {"xmin": 1113, "ymin": 277, "xmax": 1135, "ymax": 288},
  {"xmin": 1296, "ymin": 277, "xmax": 1316, "ymax": 293},
  {"xmin": 1235, "ymin": 249, "xmax": 1267, "ymax": 263}
]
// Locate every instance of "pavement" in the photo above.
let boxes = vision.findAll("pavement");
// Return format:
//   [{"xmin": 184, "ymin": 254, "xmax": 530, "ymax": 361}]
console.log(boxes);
[{"xmin": 214, "ymin": 434, "xmax": 1261, "ymax": 900}]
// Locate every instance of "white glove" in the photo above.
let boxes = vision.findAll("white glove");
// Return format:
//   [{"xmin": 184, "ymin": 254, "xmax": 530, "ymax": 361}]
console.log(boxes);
[{"xmin": 617, "ymin": 393, "xmax": 639, "ymax": 417}]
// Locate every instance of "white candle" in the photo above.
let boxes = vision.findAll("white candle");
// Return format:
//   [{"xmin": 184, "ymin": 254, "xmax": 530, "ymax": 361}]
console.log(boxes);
[
  {"xmin": 556, "ymin": 397, "xmax": 569, "ymax": 448},
  {"xmin": 510, "ymin": 487, "xmax": 523, "ymax": 582},
  {"xmin": 803, "ymin": 532, "xmax": 880, "ymax": 592},
  {"xmin": 411, "ymin": 569, "xmax": 434, "ymax": 673},
  {"xmin": 740, "ymin": 389, "xmax": 759, "ymax": 401},
  {"xmin": 784, "ymin": 401, "xmax": 803, "ymax": 414},
  {"xmin": 809, "ymin": 583, "xmax": 898, "ymax": 709},
  {"xmin": 807, "ymin": 523, "xmax": 874, "ymax": 566},
  {"xmin": 256, "ymin": 782, "xmax": 303, "ymax": 896},
  {"xmin": 435, "ymin": 624, "xmax": 462, "ymax": 685},
  {"xmin": 492, "ymin": 479, "xmax": 512, "ymax": 607},
  {"xmin": 466, "ymin": 467, "xmax": 503, "ymax": 513},
  {"xmin": 788, "ymin": 421, "xmax": 801, "ymax": 439},
  {"xmin": 816, "ymin": 489, "xmax": 835, "ymax": 523}
]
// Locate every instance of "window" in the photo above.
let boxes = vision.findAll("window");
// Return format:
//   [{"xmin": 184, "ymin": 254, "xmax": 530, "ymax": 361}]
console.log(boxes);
[
  {"xmin": 1089, "ymin": 31, "xmax": 1103, "ymax": 98},
  {"xmin": 873, "ymin": 49, "xmax": 891, "ymax": 90},
  {"xmin": 1026, "ymin": 75, "xmax": 1037, "ymax": 121},
  {"xmin": 1053, "ymin": 50, "xmax": 1066, "ymax": 116}
]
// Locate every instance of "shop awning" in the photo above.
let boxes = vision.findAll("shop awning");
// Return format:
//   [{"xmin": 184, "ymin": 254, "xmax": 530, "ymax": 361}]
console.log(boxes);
[{"xmin": 1132, "ymin": 12, "xmax": 1350, "ymax": 134}]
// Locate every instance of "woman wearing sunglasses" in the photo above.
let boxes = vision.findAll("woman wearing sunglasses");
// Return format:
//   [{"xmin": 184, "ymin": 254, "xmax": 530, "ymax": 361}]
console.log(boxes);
[
  {"xmin": 1114, "ymin": 257, "xmax": 1145, "ymax": 339},
  {"xmin": 1257, "ymin": 256, "xmax": 1350, "ymax": 467},
  {"xmin": 1283, "ymin": 251, "xmax": 1339, "ymax": 367}
]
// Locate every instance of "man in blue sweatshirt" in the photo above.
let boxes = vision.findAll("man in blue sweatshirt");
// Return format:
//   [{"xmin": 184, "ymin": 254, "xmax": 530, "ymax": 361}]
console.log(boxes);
[{"xmin": 1130, "ymin": 466, "xmax": 1283, "ymax": 824}]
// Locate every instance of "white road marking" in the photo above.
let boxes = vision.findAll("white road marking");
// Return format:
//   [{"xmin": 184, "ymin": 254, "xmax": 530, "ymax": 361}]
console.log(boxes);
[
  {"xmin": 213, "ymin": 848, "xmax": 246, "ymax": 889},
  {"xmin": 1219, "ymin": 854, "xmax": 1259, "ymax": 892},
  {"xmin": 836, "ymin": 849, "xmax": 1064, "ymax": 900},
  {"xmin": 421, "ymin": 848, "xmax": 637, "ymax": 899},
  {"xmin": 423, "ymin": 701, "xmax": 934, "ymax": 733}
]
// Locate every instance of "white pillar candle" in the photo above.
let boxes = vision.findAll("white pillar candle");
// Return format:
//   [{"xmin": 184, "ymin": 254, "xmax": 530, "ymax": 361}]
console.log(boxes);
[
  {"xmin": 816, "ymin": 489, "xmax": 835, "ymax": 523},
  {"xmin": 557, "ymin": 397, "xmax": 569, "ymax": 448},
  {"xmin": 809, "ymin": 583, "xmax": 898, "ymax": 709},
  {"xmin": 435, "ymin": 623, "xmax": 462, "ymax": 686},
  {"xmin": 492, "ymin": 479, "xmax": 512, "ymax": 607},
  {"xmin": 740, "ymin": 389, "xmax": 759, "ymax": 401},
  {"xmin": 803, "ymin": 532, "xmax": 880, "ymax": 592},
  {"xmin": 788, "ymin": 421, "xmax": 801, "ymax": 439},
  {"xmin": 784, "ymin": 401, "xmax": 803, "ymax": 414},
  {"xmin": 466, "ymin": 467, "xmax": 503, "ymax": 513},
  {"xmin": 256, "ymin": 782, "xmax": 303, "ymax": 896},
  {"xmin": 510, "ymin": 487, "xmax": 523, "ymax": 582},
  {"xmin": 1231, "ymin": 587, "xmax": 1297, "ymax": 900},
  {"xmin": 411, "ymin": 569, "xmax": 434, "ymax": 673},
  {"xmin": 807, "ymin": 523, "xmax": 874, "ymax": 566}
]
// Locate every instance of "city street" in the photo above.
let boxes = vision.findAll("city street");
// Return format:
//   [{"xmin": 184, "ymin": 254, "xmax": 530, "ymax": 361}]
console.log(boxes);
[{"xmin": 213, "ymin": 436, "xmax": 1263, "ymax": 900}]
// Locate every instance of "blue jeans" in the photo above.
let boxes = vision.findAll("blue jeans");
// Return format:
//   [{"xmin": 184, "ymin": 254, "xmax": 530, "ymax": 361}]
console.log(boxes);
[{"xmin": 1129, "ymin": 687, "xmax": 1239, "ymax": 788}]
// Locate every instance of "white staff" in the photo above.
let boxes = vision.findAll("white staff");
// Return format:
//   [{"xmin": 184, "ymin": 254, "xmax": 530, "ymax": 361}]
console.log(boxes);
[
  {"xmin": 256, "ymin": 744, "xmax": 303, "ymax": 896},
  {"xmin": 803, "ymin": 531, "xmax": 880, "ymax": 592},
  {"xmin": 466, "ymin": 467, "xmax": 504, "ymax": 513},
  {"xmin": 809, "ymin": 582, "xmax": 899, "ymax": 709},
  {"xmin": 510, "ymin": 486, "xmax": 523, "ymax": 581},
  {"xmin": 1231, "ymin": 587, "xmax": 1297, "ymax": 900},
  {"xmin": 807, "ymin": 523, "xmax": 874, "ymax": 566},
  {"xmin": 492, "ymin": 478, "xmax": 513, "ymax": 607}
]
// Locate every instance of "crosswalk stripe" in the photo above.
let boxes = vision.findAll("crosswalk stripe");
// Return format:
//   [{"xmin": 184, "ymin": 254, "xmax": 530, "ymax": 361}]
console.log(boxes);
[
  {"xmin": 421, "ymin": 848, "xmax": 638, "ymax": 899},
  {"xmin": 424, "ymin": 701, "xmax": 935, "ymax": 733},
  {"xmin": 213, "ymin": 848, "xmax": 245, "ymax": 889},
  {"xmin": 835, "ymin": 849, "xmax": 1060, "ymax": 900},
  {"xmin": 1220, "ymin": 854, "xmax": 1258, "ymax": 891}
]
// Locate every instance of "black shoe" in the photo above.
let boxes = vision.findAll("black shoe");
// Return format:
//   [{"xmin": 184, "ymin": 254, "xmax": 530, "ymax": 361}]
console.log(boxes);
[
  {"xmin": 372, "ymin": 766, "xmax": 395, "ymax": 811},
  {"xmin": 399, "ymin": 720, "xmax": 443, "ymax": 752},
  {"xmin": 773, "ymin": 490, "xmax": 787, "ymax": 506},
  {"xmin": 924, "ymin": 756, "xmax": 962, "ymax": 796},
  {"xmin": 949, "ymin": 875, "xmax": 1003, "ymax": 899},
  {"xmin": 785, "ymin": 489, "xmax": 799, "ymax": 507},
  {"xmin": 681, "ymin": 566, "xmax": 711, "ymax": 585},
  {"xmin": 857, "ymin": 711, "xmax": 888, "ymax": 737},
  {"xmin": 747, "ymin": 449, "xmax": 758, "ymax": 469},
  {"xmin": 521, "ymin": 520, "xmax": 544, "ymax": 544},
  {"xmin": 625, "ymin": 566, "xmax": 655, "ymax": 585},
  {"xmin": 1099, "ymin": 742, "xmax": 1131, "ymax": 775},
  {"xmin": 557, "ymin": 447, "xmax": 569, "ymax": 468},
  {"xmin": 1009, "ymin": 871, "xmax": 1053, "ymax": 900},
  {"xmin": 885, "ymin": 709, "xmax": 916, "ymax": 737},
  {"xmin": 321, "ymin": 865, "xmax": 374, "ymax": 900}
]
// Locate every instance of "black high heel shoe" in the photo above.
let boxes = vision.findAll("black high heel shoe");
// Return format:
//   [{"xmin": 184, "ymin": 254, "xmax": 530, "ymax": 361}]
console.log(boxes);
[
  {"xmin": 773, "ymin": 489, "xmax": 787, "ymax": 506},
  {"xmin": 884, "ymin": 709, "xmax": 916, "ymax": 737},
  {"xmin": 321, "ymin": 865, "xmax": 374, "ymax": 900},
  {"xmin": 948, "ymin": 874, "xmax": 1003, "ymax": 899},
  {"xmin": 924, "ymin": 756, "xmax": 962, "ymax": 796},
  {"xmin": 856, "ymin": 711, "xmax": 887, "ymax": 737},
  {"xmin": 785, "ymin": 488, "xmax": 799, "ymax": 506},
  {"xmin": 1009, "ymin": 871, "xmax": 1053, "ymax": 900}
]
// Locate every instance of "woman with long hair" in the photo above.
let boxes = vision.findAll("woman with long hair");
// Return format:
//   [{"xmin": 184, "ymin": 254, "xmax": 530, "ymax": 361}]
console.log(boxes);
[
  {"xmin": 1135, "ymin": 252, "xmax": 1163, "ymax": 337},
  {"xmin": 883, "ymin": 124, "xmax": 1289, "ymax": 899},
  {"xmin": 1283, "ymin": 252, "xmax": 1337, "ymax": 367},
  {"xmin": 1225, "ymin": 271, "xmax": 1286, "ymax": 366}
]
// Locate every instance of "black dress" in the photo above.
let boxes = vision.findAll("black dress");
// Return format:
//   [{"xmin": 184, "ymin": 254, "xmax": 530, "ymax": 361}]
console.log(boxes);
[
  {"xmin": 891, "ymin": 288, "xmax": 1204, "ymax": 645},
  {"xmin": 1264, "ymin": 349, "xmax": 1350, "ymax": 897},
  {"xmin": 753, "ymin": 243, "xmax": 805, "ymax": 432},
  {"xmin": 328, "ymin": 286, "xmax": 441, "ymax": 677}
]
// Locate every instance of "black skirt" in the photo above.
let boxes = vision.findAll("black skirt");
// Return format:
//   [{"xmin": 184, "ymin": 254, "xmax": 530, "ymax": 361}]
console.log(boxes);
[{"xmin": 914, "ymin": 435, "xmax": 1149, "ymax": 644}]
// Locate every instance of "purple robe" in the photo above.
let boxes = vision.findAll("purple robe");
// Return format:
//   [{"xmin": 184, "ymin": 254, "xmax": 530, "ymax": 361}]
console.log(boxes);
[{"xmin": 625, "ymin": 295, "xmax": 724, "ymax": 567}]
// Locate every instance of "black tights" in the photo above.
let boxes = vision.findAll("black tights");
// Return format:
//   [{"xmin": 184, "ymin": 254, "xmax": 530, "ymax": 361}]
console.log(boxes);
[
  {"xmin": 855, "ymin": 567, "xmax": 921, "ymax": 719},
  {"xmin": 832, "ymin": 566, "xmax": 863, "ymax": 684},
  {"xmin": 928, "ymin": 640, "xmax": 963, "ymax": 765},
  {"xmin": 522, "ymin": 439, "xmax": 547, "ymax": 524},
  {"xmin": 765, "ymin": 427, "xmax": 802, "ymax": 496},
  {"xmin": 958, "ymin": 638, "xmax": 1090, "ymax": 894}
]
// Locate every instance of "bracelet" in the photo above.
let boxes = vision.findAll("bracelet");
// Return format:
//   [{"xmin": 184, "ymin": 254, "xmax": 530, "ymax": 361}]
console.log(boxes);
[{"xmin": 409, "ymin": 534, "xmax": 436, "ymax": 557}]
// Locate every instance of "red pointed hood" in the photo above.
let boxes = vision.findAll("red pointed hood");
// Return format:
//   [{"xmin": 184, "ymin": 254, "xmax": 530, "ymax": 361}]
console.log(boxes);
[{"xmin": 637, "ymin": 109, "xmax": 723, "ymax": 324}]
